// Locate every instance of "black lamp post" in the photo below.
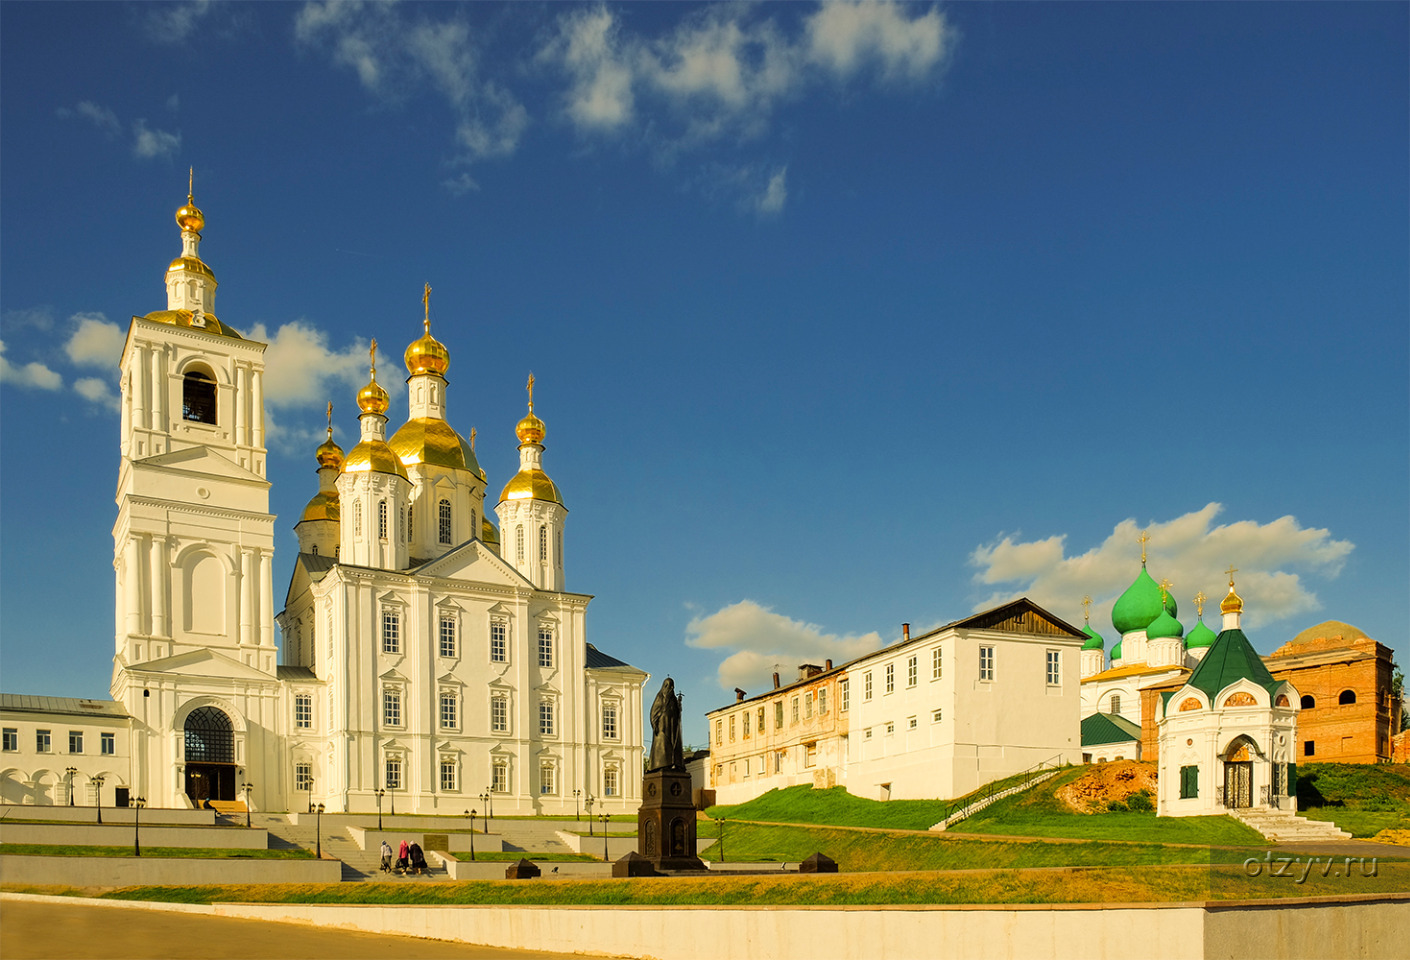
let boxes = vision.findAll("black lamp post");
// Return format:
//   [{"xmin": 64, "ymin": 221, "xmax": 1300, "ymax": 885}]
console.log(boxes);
[
  {"xmin": 132, "ymin": 797, "xmax": 146, "ymax": 857},
  {"xmin": 478, "ymin": 791, "xmax": 489, "ymax": 833},
  {"xmin": 715, "ymin": 818, "xmax": 725, "ymax": 862},
  {"xmin": 376, "ymin": 789, "xmax": 385, "ymax": 831},
  {"xmin": 586, "ymin": 794, "xmax": 594, "ymax": 835},
  {"xmin": 600, "ymin": 813, "xmax": 610, "ymax": 862},
  {"xmin": 242, "ymin": 782, "xmax": 254, "ymax": 828},
  {"xmin": 65, "ymin": 767, "xmax": 78, "ymax": 806},
  {"xmin": 91, "ymin": 774, "xmax": 105, "ymax": 824},
  {"xmin": 315, "ymin": 802, "xmax": 325, "ymax": 859},
  {"xmin": 468, "ymin": 808, "xmax": 477, "ymax": 861},
  {"xmin": 573, "ymin": 789, "xmax": 581, "ymax": 821}
]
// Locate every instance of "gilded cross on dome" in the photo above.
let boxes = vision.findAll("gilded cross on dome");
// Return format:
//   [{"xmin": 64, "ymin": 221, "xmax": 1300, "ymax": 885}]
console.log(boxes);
[
  {"xmin": 1081, "ymin": 595, "xmax": 1092, "ymax": 623},
  {"xmin": 369, "ymin": 339, "xmax": 378, "ymax": 377},
  {"xmin": 527, "ymin": 373, "xmax": 535, "ymax": 410},
  {"xmin": 188, "ymin": 166, "xmax": 194, "ymax": 201},
  {"xmin": 422, "ymin": 283, "xmax": 432, "ymax": 332},
  {"xmin": 1225, "ymin": 564, "xmax": 1238, "ymax": 585},
  {"xmin": 1159, "ymin": 578, "xmax": 1173, "ymax": 608},
  {"xmin": 1194, "ymin": 591, "xmax": 1207, "ymax": 617},
  {"xmin": 1137, "ymin": 530, "xmax": 1151, "ymax": 565},
  {"xmin": 326, "ymin": 402, "xmax": 333, "ymax": 434},
  {"xmin": 470, "ymin": 427, "xmax": 477, "ymax": 452}
]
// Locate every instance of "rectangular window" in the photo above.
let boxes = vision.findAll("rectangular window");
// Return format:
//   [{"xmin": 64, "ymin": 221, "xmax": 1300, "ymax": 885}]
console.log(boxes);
[
  {"xmin": 979, "ymin": 646, "xmax": 995, "ymax": 681},
  {"xmin": 492, "ymin": 760, "xmax": 508, "ymax": 793},
  {"xmin": 804, "ymin": 693, "xmax": 813, "ymax": 719},
  {"xmin": 819, "ymin": 688, "xmax": 828, "ymax": 715},
  {"xmin": 908, "ymin": 716, "xmax": 918, "ymax": 730},
  {"xmin": 490, "ymin": 622, "xmax": 507, "ymax": 662},
  {"xmin": 539, "ymin": 700, "xmax": 555, "ymax": 736},
  {"xmin": 295, "ymin": 694, "xmax": 312, "ymax": 729},
  {"xmin": 538, "ymin": 628, "xmax": 554, "ymax": 667},
  {"xmin": 932, "ymin": 646, "xmax": 942, "ymax": 680},
  {"xmin": 383, "ymin": 689, "xmax": 402, "ymax": 727},
  {"xmin": 604, "ymin": 766, "xmax": 619, "ymax": 797},
  {"xmin": 491, "ymin": 696, "xmax": 508, "ymax": 733},
  {"xmin": 1046, "ymin": 650, "xmax": 1061, "ymax": 685},
  {"xmin": 885, "ymin": 664, "xmax": 895, "ymax": 694},
  {"xmin": 439, "ymin": 617, "xmax": 457, "ymax": 658},
  {"xmin": 36, "ymin": 730, "xmax": 50, "ymax": 753},
  {"xmin": 804, "ymin": 743, "xmax": 817, "ymax": 768},
  {"xmin": 864, "ymin": 672, "xmax": 873, "ymax": 700},
  {"xmin": 757, "ymin": 706, "xmax": 765, "ymax": 733},
  {"xmin": 729, "ymin": 715, "xmax": 736, "ymax": 741},
  {"xmin": 885, "ymin": 722, "xmax": 895, "ymax": 736},
  {"xmin": 602, "ymin": 702, "xmax": 618, "ymax": 740},
  {"xmin": 1179, "ymin": 764, "xmax": 1199, "ymax": 799},
  {"xmin": 715, "ymin": 719, "xmax": 723, "ymax": 745},
  {"xmin": 932, "ymin": 708, "xmax": 943, "ymax": 723},
  {"xmin": 791, "ymin": 697, "xmax": 800, "ymax": 724},
  {"xmin": 539, "ymin": 762, "xmax": 555, "ymax": 795},
  {"xmin": 865, "ymin": 728, "xmax": 873, "ymax": 739},
  {"xmin": 295, "ymin": 762, "xmax": 313, "ymax": 792},
  {"xmin": 441, "ymin": 759, "xmax": 458, "ymax": 792},
  {"xmin": 774, "ymin": 701, "xmax": 784, "ymax": 729},
  {"xmin": 907, "ymin": 656, "xmax": 918, "ymax": 687},
  {"xmin": 100, "ymin": 732, "xmax": 115, "ymax": 755},
  {"xmin": 1304, "ymin": 740, "xmax": 1315, "ymax": 757},
  {"xmin": 743, "ymin": 710, "xmax": 751, "ymax": 738},
  {"xmin": 840, "ymin": 680, "xmax": 849, "ymax": 712},
  {"xmin": 440, "ymin": 692, "xmax": 458, "ymax": 729},
  {"xmin": 385, "ymin": 758, "xmax": 402, "ymax": 790},
  {"xmin": 381, "ymin": 610, "xmax": 401, "ymax": 654},
  {"xmin": 68, "ymin": 731, "xmax": 83, "ymax": 754}
]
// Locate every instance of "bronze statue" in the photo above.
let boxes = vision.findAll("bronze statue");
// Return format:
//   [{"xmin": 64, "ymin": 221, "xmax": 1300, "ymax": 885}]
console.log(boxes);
[{"xmin": 647, "ymin": 677, "xmax": 683, "ymax": 772}]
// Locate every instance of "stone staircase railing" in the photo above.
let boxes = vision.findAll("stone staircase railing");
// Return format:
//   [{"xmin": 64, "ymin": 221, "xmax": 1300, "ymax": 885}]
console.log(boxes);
[{"xmin": 931, "ymin": 760, "xmax": 1065, "ymax": 832}]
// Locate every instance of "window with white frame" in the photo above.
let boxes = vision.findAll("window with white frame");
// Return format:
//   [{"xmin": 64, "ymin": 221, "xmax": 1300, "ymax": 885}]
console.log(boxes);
[
  {"xmin": 439, "ymin": 616, "xmax": 457, "ymax": 658},
  {"xmin": 68, "ymin": 731, "xmax": 83, "ymax": 754},
  {"xmin": 539, "ymin": 525, "xmax": 548, "ymax": 562},
  {"xmin": 757, "ymin": 706, "xmax": 765, "ymax": 732},
  {"xmin": 979, "ymin": 646, "xmax": 995, "ymax": 681},
  {"xmin": 604, "ymin": 765, "xmax": 619, "ymax": 797},
  {"xmin": 791, "ymin": 697, "xmax": 800, "ymax": 724},
  {"xmin": 602, "ymin": 701, "xmax": 618, "ymax": 740},
  {"xmin": 885, "ymin": 663, "xmax": 895, "ymax": 694},
  {"xmin": 36, "ymin": 730, "xmax": 50, "ymax": 752},
  {"xmin": 440, "ymin": 691, "xmax": 458, "ymax": 729},
  {"xmin": 381, "ymin": 609, "xmax": 401, "ymax": 654},
  {"xmin": 819, "ymin": 687, "xmax": 829, "ymax": 715},
  {"xmin": 295, "ymin": 762, "xmax": 313, "ymax": 791},
  {"xmin": 715, "ymin": 719, "xmax": 723, "ymax": 745},
  {"xmin": 385, "ymin": 757, "xmax": 402, "ymax": 790},
  {"xmin": 539, "ymin": 761, "xmax": 556, "ymax": 795},
  {"xmin": 932, "ymin": 646, "xmax": 942, "ymax": 680},
  {"xmin": 491, "ymin": 695, "xmax": 508, "ymax": 733},
  {"xmin": 440, "ymin": 758, "xmax": 458, "ymax": 792},
  {"xmin": 383, "ymin": 688, "xmax": 402, "ymax": 727},
  {"xmin": 100, "ymin": 732, "xmax": 115, "ymax": 755},
  {"xmin": 295, "ymin": 694, "xmax": 312, "ymax": 728},
  {"xmin": 438, "ymin": 499, "xmax": 452, "ymax": 545},
  {"xmin": 886, "ymin": 722, "xmax": 895, "ymax": 736},
  {"xmin": 537, "ymin": 627, "xmax": 554, "ymax": 667},
  {"xmin": 515, "ymin": 525, "xmax": 525, "ymax": 561},
  {"xmin": 539, "ymin": 700, "xmax": 556, "ymax": 736},
  {"xmin": 774, "ymin": 701, "xmax": 784, "ymax": 729},
  {"xmin": 907, "ymin": 656, "xmax": 918, "ymax": 687},
  {"xmin": 729, "ymin": 715, "xmax": 735, "ymax": 741},
  {"xmin": 490, "ymin": 621, "xmax": 507, "ymax": 662},
  {"xmin": 932, "ymin": 708, "xmax": 943, "ymax": 723},
  {"xmin": 840, "ymin": 680, "xmax": 849, "ymax": 712},
  {"xmin": 804, "ymin": 692, "xmax": 812, "ymax": 719},
  {"xmin": 492, "ymin": 759, "xmax": 508, "ymax": 792},
  {"xmin": 378, "ymin": 499, "xmax": 388, "ymax": 540},
  {"xmin": 864, "ymin": 672, "xmax": 873, "ymax": 700},
  {"xmin": 1046, "ymin": 649, "xmax": 1061, "ymax": 685}
]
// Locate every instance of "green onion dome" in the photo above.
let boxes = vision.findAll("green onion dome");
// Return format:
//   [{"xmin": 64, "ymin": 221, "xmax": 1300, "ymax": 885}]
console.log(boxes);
[
  {"xmin": 1146, "ymin": 607, "xmax": 1185, "ymax": 641},
  {"xmin": 1185, "ymin": 618, "xmax": 1217, "ymax": 650},
  {"xmin": 1112, "ymin": 566, "xmax": 1165, "ymax": 634},
  {"xmin": 1082, "ymin": 624, "xmax": 1105, "ymax": 651},
  {"xmin": 1111, "ymin": 640, "xmax": 1123, "ymax": 661}
]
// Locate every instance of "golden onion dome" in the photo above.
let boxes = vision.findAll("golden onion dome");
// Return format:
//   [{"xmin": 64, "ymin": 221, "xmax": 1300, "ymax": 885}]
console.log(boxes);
[
  {"xmin": 481, "ymin": 514, "xmax": 500, "ymax": 545},
  {"xmin": 1220, "ymin": 583, "xmax": 1244, "ymax": 615},
  {"xmin": 516, "ymin": 409, "xmax": 546, "ymax": 445},
  {"xmin": 387, "ymin": 417, "xmax": 481, "ymax": 475},
  {"xmin": 404, "ymin": 323, "xmax": 450, "ymax": 377},
  {"xmin": 356, "ymin": 339, "xmax": 390, "ymax": 415},
  {"xmin": 315, "ymin": 433, "xmax": 344, "ymax": 470},
  {"xmin": 499, "ymin": 468, "xmax": 563, "ymax": 505},
  {"xmin": 299, "ymin": 490, "xmax": 340, "ymax": 524},
  {"xmin": 176, "ymin": 195, "xmax": 205, "ymax": 234},
  {"xmin": 138, "ymin": 309, "xmax": 243, "ymax": 340},
  {"xmin": 168, "ymin": 255, "xmax": 216, "ymax": 280},
  {"xmin": 343, "ymin": 438, "xmax": 408, "ymax": 479}
]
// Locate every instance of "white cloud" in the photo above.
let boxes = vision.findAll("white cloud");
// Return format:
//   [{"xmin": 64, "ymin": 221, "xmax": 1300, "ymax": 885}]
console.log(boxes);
[
  {"xmin": 686, "ymin": 599, "xmax": 882, "ymax": 693},
  {"xmin": 144, "ymin": 0, "xmax": 214, "ymax": 45},
  {"xmin": 64, "ymin": 313, "xmax": 125, "ymax": 368},
  {"xmin": 441, "ymin": 172, "xmax": 480, "ymax": 196},
  {"xmin": 969, "ymin": 504, "xmax": 1355, "ymax": 631},
  {"xmin": 133, "ymin": 119, "xmax": 182, "ymax": 159},
  {"xmin": 246, "ymin": 320, "xmax": 391, "ymax": 411},
  {"xmin": 73, "ymin": 377, "xmax": 120, "ymax": 411},
  {"xmin": 0, "ymin": 341, "xmax": 63, "ymax": 391},
  {"xmin": 804, "ymin": 1, "xmax": 949, "ymax": 82},
  {"xmin": 1, "ymin": 307, "xmax": 55, "ymax": 333},
  {"xmin": 755, "ymin": 165, "xmax": 787, "ymax": 214},
  {"xmin": 541, "ymin": 6, "xmax": 636, "ymax": 131},
  {"xmin": 58, "ymin": 101, "xmax": 122, "ymax": 138}
]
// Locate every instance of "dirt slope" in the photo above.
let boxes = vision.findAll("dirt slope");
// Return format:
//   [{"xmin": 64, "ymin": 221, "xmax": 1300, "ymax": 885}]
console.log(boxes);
[{"xmin": 1056, "ymin": 761, "xmax": 1158, "ymax": 814}]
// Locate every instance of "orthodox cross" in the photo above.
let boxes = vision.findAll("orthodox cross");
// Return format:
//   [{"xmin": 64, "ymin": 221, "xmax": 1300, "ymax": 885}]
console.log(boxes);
[
  {"xmin": 470, "ymin": 426, "xmax": 477, "ymax": 452},
  {"xmin": 1225, "ymin": 563, "xmax": 1238, "ymax": 586},
  {"xmin": 422, "ymin": 283, "xmax": 432, "ymax": 331},
  {"xmin": 1194, "ymin": 591, "xmax": 1207, "ymax": 618},
  {"xmin": 1137, "ymin": 530, "xmax": 1151, "ymax": 565},
  {"xmin": 325, "ymin": 401, "xmax": 333, "ymax": 436},
  {"xmin": 1158, "ymin": 578, "xmax": 1173, "ymax": 609},
  {"xmin": 527, "ymin": 372, "xmax": 536, "ymax": 410},
  {"xmin": 187, "ymin": 166, "xmax": 194, "ymax": 201},
  {"xmin": 369, "ymin": 338, "xmax": 378, "ymax": 377},
  {"xmin": 1081, "ymin": 595, "xmax": 1093, "ymax": 624}
]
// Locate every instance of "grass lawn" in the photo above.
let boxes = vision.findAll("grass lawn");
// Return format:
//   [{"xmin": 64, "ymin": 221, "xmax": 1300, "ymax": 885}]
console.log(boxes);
[
  {"xmin": 1297, "ymin": 764, "xmax": 1410, "ymax": 837},
  {"xmin": 709, "ymin": 786, "xmax": 949, "ymax": 831},
  {"xmin": 0, "ymin": 843, "xmax": 312, "ymax": 859}
]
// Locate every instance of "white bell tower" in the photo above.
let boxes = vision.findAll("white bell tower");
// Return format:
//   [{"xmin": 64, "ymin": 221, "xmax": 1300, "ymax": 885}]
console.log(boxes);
[{"xmin": 495, "ymin": 375, "xmax": 567, "ymax": 591}]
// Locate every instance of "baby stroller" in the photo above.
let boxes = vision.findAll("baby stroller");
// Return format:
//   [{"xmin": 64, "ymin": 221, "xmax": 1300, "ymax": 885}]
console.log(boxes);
[{"xmin": 408, "ymin": 842, "xmax": 428, "ymax": 876}]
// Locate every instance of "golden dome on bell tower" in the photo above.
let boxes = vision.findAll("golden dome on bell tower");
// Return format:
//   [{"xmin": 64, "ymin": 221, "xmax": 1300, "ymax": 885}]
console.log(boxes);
[
  {"xmin": 315, "ymin": 402, "xmax": 344, "ymax": 469},
  {"xmin": 356, "ymin": 339, "xmax": 391, "ymax": 415},
  {"xmin": 175, "ymin": 168, "xmax": 205, "ymax": 234},
  {"xmin": 404, "ymin": 283, "xmax": 450, "ymax": 377}
]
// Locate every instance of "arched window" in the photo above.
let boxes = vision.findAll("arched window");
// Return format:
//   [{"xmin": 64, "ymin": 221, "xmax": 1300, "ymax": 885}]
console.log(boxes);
[
  {"xmin": 407, "ymin": 505, "xmax": 413, "ymax": 539},
  {"xmin": 1339, "ymin": 689, "xmax": 1356, "ymax": 705},
  {"xmin": 1300, "ymin": 694, "xmax": 1315, "ymax": 710},
  {"xmin": 378, "ymin": 500, "xmax": 387, "ymax": 540},
  {"xmin": 181, "ymin": 369, "xmax": 217, "ymax": 424},
  {"xmin": 539, "ymin": 526, "xmax": 548, "ymax": 562},
  {"xmin": 438, "ymin": 499, "xmax": 452, "ymax": 544},
  {"xmin": 184, "ymin": 706, "xmax": 234, "ymax": 763},
  {"xmin": 1109, "ymin": 694, "xmax": 1121, "ymax": 714},
  {"xmin": 311, "ymin": 545, "xmax": 319, "ymax": 557},
  {"xmin": 516, "ymin": 525, "xmax": 525, "ymax": 562}
]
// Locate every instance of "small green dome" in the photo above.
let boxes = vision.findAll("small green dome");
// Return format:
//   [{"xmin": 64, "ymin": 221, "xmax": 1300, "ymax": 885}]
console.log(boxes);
[
  {"xmin": 1112, "ymin": 566, "xmax": 1164, "ymax": 634},
  {"xmin": 1146, "ymin": 608, "xmax": 1185, "ymax": 641},
  {"xmin": 1163, "ymin": 592, "xmax": 1178, "ymax": 619},
  {"xmin": 1186, "ymin": 618, "xmax": 1217, "ymax": 650},
  {"xmin": 1082, "ymin": 624, "xmax": 1105, "ymax": 650},
  {"xmin": 1111, "ymin": 640, "xmax": 1123, "ymax": 661}
]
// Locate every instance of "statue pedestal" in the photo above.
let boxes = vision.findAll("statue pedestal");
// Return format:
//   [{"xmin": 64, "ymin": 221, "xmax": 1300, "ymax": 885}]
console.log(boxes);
[{"xmin": 636, "ymin": 768, "xmax": 704, "ymax": 872}]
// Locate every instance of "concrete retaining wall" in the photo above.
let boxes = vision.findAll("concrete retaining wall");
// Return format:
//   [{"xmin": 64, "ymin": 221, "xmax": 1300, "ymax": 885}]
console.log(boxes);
[
  {"xmin": 432, "ymin": 852, "xmax": 611, "ymax": 880},
  {"xmin": 0, "ymin": 855, "xmax": 341, "ymax": 886},
  {"xmin": 0, "ymin": 821, "xmax": 267, "ymax": 849},
  {"xmin": 556, "ymin": 830, "xmax": 715, "ymax": 858},
  {"xmin": 348, "ymin": 826, "xmax": 503, "ymax": 854},
  {"xmin": 0, "ymin": 804, "xmax": 215, "ymax": 826}
]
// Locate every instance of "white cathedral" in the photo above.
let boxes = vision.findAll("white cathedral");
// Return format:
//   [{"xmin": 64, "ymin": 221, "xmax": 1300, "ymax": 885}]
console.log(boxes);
[{"xmin": 0, "ymin": 186, "xmax": 648, "ymax": 816}]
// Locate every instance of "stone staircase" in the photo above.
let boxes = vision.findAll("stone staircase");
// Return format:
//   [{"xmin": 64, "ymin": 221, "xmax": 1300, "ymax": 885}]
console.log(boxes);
[
  {"xmin": 1231, "ymin": 808, "xmax": 1352, "ymax": 842},
  {"xmin": 255, "ymin": 814, "xmax": 450, "ymax": 881},
  {"xmin": 932, "ymin": 769, "xmax": 1063, "ymax": 831}
]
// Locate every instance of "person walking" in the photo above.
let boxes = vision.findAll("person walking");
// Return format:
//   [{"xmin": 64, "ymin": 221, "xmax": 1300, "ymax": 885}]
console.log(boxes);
[
  {"xmin": 397, "ymin": 838, "xmax": 410, "ymax": 875},
  {"xmin": 379, "ymin": 839, "xmax": 392, "ymax": 874}
]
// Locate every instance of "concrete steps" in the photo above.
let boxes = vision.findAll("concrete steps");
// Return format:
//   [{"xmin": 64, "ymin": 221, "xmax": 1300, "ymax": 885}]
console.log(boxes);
[
  {"xmin": 932, "ymin": 769, "xmax": 1063, "ymax": 831},
  {"xmin": 1231, "ymin": 809, "xmax": 1352, "ymax": 842}
]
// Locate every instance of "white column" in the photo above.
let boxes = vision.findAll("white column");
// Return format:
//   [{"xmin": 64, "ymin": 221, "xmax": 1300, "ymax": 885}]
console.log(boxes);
[
  {"xmin": 259, "ymin": 549, "xmax": 274, "ymax": 647},
  {"xmin": 150, "ymin": 346, "xmax": 166, "ymax": 434},
  {"xmin": 235, "ymin": 365, "xmax": 248, "ymax": 448},
  {"xmin": 132, "ymin": 345, "xmax": 148, "ymax": 432},
  {"xmin": 239, "ymin": 549, "xmax": 253, "ymax": 646},
  {"xmin": 251, "ymin": 370, "xmax": 264, "ymax": 448},
  {"xmin": 150, "ymin": 536, "xmax": 168, "ymax": 638},
  {"xmin": 124, "ymin": 536, "xmax": 143, "ymax": 637}
]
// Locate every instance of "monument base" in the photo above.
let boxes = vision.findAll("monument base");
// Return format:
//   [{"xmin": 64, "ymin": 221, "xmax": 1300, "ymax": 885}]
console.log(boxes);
[{"xmin": 636, "ymin": 768, "xmax": 705, "ymax": 872}]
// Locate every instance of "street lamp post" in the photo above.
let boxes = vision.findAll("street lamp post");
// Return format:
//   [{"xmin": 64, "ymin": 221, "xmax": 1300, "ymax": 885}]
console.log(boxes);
[
  {"xmin": 132, "ymin": 797, "xmax": 146, "ymax": 857},
  {"xmin": 600, "ymin": 814, "xmax": 610, "ymax": 862},
  {"xmin": 573, "ymin": 789, "xmax": 581, "ymax": 821},
  {"xmin": 91, "ymin": 774, "xmax": 105, "ymax": 824},
  {"xmin": 468, "ymin": 809, "xmax": 477, "ymax": 861},
  {"xmin": 376, "ymin": 789, "xmax": 385, "ymax": 831},
  {"xmin": 715, "ymin": 818, "xmax": 725, "ymax": 863},
  {"xmin": 586, "ymin": 794, "xmax": 595, "ymax": 835},
  {"xmin": 478, "ymin": 791, "xmax": 489, "ymax": 834},
  {"xmin": 242, "ymin": 782, "xmax": 254, "ymax": 828},
  {"xmin": 315, "ymin": 802, "xmax": 325, "ymax": 859},
  {"xmin": 65, "ymin": 767, "xmax": 77, "ymax": 806}
]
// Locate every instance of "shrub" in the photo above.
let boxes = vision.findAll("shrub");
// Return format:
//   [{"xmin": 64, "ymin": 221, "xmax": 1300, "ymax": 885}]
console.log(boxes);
[
  {"xmin": 1127, "ymin": 791, "xmax": 1154, "ymax": 813},
  {"xmin": 1106, "ymin": 800, "xmax": 1129, "ymax": 813}
]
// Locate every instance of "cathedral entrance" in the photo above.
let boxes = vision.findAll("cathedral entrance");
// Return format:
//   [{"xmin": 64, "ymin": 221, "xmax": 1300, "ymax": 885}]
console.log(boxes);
[
  {"xmin": 184, "ymin": 707, "xmax": 237, "ymax": 804},
  {"xmin": 1222, "ymin": 737, "xmax": 1256, "ymax": 809}
]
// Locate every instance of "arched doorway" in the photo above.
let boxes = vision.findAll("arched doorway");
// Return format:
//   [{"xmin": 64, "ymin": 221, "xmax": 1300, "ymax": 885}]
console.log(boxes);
[
  {"xmin": 1222, "ymin": 736, "xmax": 1256, "ymax": 809},
  {"xmin": 184, "ymin": 706, "xmax": 236, "ymax": 805}
]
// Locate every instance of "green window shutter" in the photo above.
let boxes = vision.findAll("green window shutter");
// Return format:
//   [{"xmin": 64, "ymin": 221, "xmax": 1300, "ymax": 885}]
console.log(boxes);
[
  {"xmin": 1190, "ymin": 765, "xmax": 1199, "ymax": 798},
  {"xmin": 1287, "ymin": 763, "xmax": 1297, "ymax": 796},
  {"xmin": 1179, "ymin": 764, "xmax": 1199, "ymax": 799}
]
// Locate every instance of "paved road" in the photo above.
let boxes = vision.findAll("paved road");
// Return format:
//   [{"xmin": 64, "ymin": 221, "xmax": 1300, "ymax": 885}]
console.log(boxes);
[{"xmin": 0, "ymin": 900, "xmax": 610, "ymax": 960}]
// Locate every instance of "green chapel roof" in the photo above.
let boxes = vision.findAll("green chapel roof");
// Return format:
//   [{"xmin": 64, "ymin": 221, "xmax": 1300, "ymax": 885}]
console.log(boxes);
[
  {"xmin": 1146, "ymin": 607, "xmax": 1184, "ymax": 641},
  {"xmin": 1081, "ymin": 711, "xmax": 1142, "ymax": 747},
  {"xmin": 1183, "ymin": 627, "xmax": 1279, "ymax": 700},
  {"xmin": 1112, "ymin": 566, "xmax": 1164, "ymax": 634}
]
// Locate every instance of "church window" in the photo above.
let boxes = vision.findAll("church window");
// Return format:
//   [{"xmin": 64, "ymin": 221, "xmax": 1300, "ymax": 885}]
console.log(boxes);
[
  {"xmin": 400, "ymin": 504, "xmax": 406, "ymax": 540},
  {"xmin": 840, "ymin": 680, "xmax": 849, "ymax": 712},
  {"xmin": 294, "ymin": 695, "xmax": 312, "ymax": 729},
  {"xmin": 378, "ymin": 500, "xmax": 388, "ymax": 540},
  {"xmin": 604, "ymin": 766, "xmax": 619, "ymax": 797},
  {"xmin": 181, "ymin": 369, "xmax": 217, "ymax": 424},
  {"xmin": 328, "ymin": 681, "xmax": 335, "ymax": 727},
  {"xmin": 491, "ymin": 696, "xmax": 508, "ymax": 733},
  {"xmin": 326, "ymin": 609, "xmax": 333, "ymax": 661},
  {"xmin": 101, "ymin": 732, "xmax": 116, "ymax": 755},
  {"xmin": 907, "ymin": 656, "xmax": 918, "ymax": 687},
  {"xmin": 539, "ymin": 526, "xmax": 548, "ymax": 562},
  {"xmin": 819, "ymin": 688, "xmax": 828, "ymax": 715},
  {"xmin": 383, "ymin": 689, "xmax": 402, "ymax": 727},
  {"xmin": 470, "ymin": 509, "xmax": 476, "ymax": 538},
  {"xmin": 743, "ymin": 710, "xmax": 751, "ymax": 737},
  {"xmin": 490, "ymin": 621, "xmax": 507, "ymax": 662},
  {"xmin": 979, "ymin": 646, "xmax": 995, "ymax": 682},
  {"xmin": 515, "ymin": 525, "xmax": 525, "ymax": 561},
  {"xmin": 1179, "ymin": 765, "xmax": 1199, "ymax": 799},
  {"xmin": 537, "ymin": 627, "xmax": 554, "ymax": 667},
  {"xmin": 492, "ymin": 759, "xmax": 508, "ymax": 793},
  {"xmin": 556, "ymin": 529, "xmax": 562, "ymax": 568},
  {"xmin": 381, "ymin": 610, "xmax": 401, "ymax": 654},
  {"xmin": 1046, "ymin": 650, "xmax": 1061, "ymax": 685},
  {"xmin": 602, "ymin": 702, "xmax": 618, "ymax": 740},
  {"xmin": 184, "ymin": 707, "xmax": 233, "ymax": 763},
  {"xmin": 439, "ymin": 616, "xmax": 457, "ymax": 658},
  {"xmin": 864, "ymin": 672, "xmax": 873, "ymax": 701},
  {"xmin": 295, "ymin": 763, "xmax": 313, "ymax": 792},
  {"xmin": 68, "ymin": 731, "xmax": 83, "ymax": 754},
  {"xmin": 407, "ymin": 505, "xmax": 413, "ymax": 539},
  {"xmin": 932, "ymin": 647, "xmax": 943, "ymax": 680},
  {"xmin": 885, "ymin": 664, "xmax": 895, "ymax": 694},
  {"xmin": 440, "ymin": 692, "xmax": 458, "ymax": 729},
  {"xmin": 2, "ymin": 729, "xmax": 16, "ymax": 752},
  {"xmin": 1301, "ymin": 694, "xmax": 1315, "ymax": 709},
  {"xmin": 1339, "ymin": 689, "xmax": 1356, "ymax": 705},
  {"xmin": 438, "ymin": 499, "xmax": 452, "ymax": 544},
  {"xmin": 539, "ymin": 761, "xmax": 556, "ymax": 795},
  {"xmin": 353, "ymin": 502, "xmax": 362, "ymax": 538},
  {"xmin": 1108, "ymin": 694, "xmax": 1121, "ymax": 714},
  {"xmin": 311, "ymin": 545, "xmax": 318, "ymax": 557},
  {"xmin": 774, "ymin": 701, "xmax": 783, "ymax": 729},
  {"xmin": 385, "ymin": 757, "xmax": 402, "ymax": 790},
  {"xmin": 729, "ymin": 715, "xmax": 736, "ymax": 741},
  {"xmin": 440, "ymin": 758, "xmax": 458, "ymax": 792}
]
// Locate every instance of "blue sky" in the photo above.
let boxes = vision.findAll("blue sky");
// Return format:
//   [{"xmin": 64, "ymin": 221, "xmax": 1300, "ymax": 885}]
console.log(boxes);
[{"xmin": 2, "ymin": 2, "xmax": 1405, "ymax": 746}]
